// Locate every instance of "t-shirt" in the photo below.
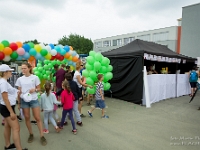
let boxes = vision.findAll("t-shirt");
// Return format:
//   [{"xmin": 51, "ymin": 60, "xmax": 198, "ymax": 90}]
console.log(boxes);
[
  {"xmin": 0, "ymin": 78, "xmax": 18, "ymax": 106},
  {"xmin": 55, "ymin": 68, "xmax": 66, "ymax": 89},
  {"xmin": 73, "ymin": 71, "xmax": 82, "ymax": 88},
  {"xmin": 95, "ymin": 82, "xmax": 104, "ymax": 100},
  {"xmin": 15, "ymin": 74, "xmax": 40, "ymax": 101}
]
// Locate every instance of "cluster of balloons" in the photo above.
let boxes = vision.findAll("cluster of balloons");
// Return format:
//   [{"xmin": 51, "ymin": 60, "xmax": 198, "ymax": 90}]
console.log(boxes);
[
  {"xmin": 33, "ymin": 59, "xmax": 76, "ymax": 81},
  {"xmin": 82, "ymin": 51, "xmax": 113, "ymax": 94},
  {"xmin": 0, "ymin": 40, "xmax": 79, "ymax": 62}
]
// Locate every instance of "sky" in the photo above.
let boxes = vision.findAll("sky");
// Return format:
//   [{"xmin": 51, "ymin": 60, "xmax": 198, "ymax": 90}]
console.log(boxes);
[{"xmin": 0, "ymin": 0, "xmax": 199, "ymax": 44}]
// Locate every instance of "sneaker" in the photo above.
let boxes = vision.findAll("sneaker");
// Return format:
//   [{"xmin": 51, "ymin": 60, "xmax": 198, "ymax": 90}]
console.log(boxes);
[
  {"xmin": 77, "ymin": 121, "xmax": 83, "ymax": 126},
  {"xmin": 4, "ymin": 143, "xmax": 16, "ymax": 149},
  {"xmin": 72, "ymin": 129, "xmax": 77, "ymax": 135},
  {"xmin": 80, "ymin": 114, "xmax": 86, "ymax": 117},
  {"xmin": 64, "ymin": 121, "xmax": 68, "ymax": 125},
  {"xmin": 28, "ymin": 134, "xmax": 34, "ymax": 143},
  {"xmin": 43, "ymin": 129, "xmax": 49, "ymax": 134},
  {"xmin": 40, "ymin": 136, "xmax": 47, "ymax": 146},
  {"xmin": 59, "ymin": 126, "xmax": 63, "ymax": 129},
  {"xmin": 101, "ymin": 115, "xmax": 109, "ymax": 119},
  {"xmin": 31, "ymin": 120, "xmax": 37, "ymax": 125},
  {"xmin": 55, "ymin": 127, "xmax": 60, "ymax": 133},
  {"xmin": 87, "ymin": 110, "xmax": 93, "ymax": 117},
  {"xmin": 17, "ymin": 115, "xmax": 22, "ymax": 122}
]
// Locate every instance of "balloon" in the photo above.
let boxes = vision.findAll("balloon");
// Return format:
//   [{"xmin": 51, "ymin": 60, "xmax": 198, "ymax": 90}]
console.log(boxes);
[
  {"xmin": 64, "ymin": 46, "xmax": 70, "ymax": 52},
  {"xmin": 23, "ymin": 52, "xmax": 30, "ymax": 59},
  {"xmin": 44, "ymin": 53, "xmax": 52, "ymax": 60},
  {"xmin": 107, "ymin": 65, "xmax": 113, "ymax": 72},
  {"xmin": 22, "ymin": 44, "xmax": 31, "ymax": 52},
  {"xmin": 16, "ymin": 41, "xmax": 23, "ymax": 48},
  {"xmin": 34, "ymin": 71, "xmax": 40, "ymax": 76},
  {"xmin": 86, "ymin": 87, "xmax": 95, "ymax": 94},
  {"xmin": 38, "ymin": 67, "xmax": 43, "ymax": 71},
  {"xmin": 50, "ymin": 49, "xmax": 57, "ymax": 56},
  {"xmin": 3, "ymin": 55, "xmax": 11, "ymax": 62},
  {"xmin": 16, "ymin": 48, "xmax": 25, "ymax": 55},
  {"xmin": 37, "ymin": 63, "xmax": 42, "ymax": 67},
  {"xmin": 10, "ymin": 52, "xmax": 18, "ymax": 60},
  {"xmin": 59, "ymin": 55, "xmax": 64, "ymax": 61},
  {"xmin": 100, "ymin": 66, "xmax": 107, "ymax": 73},
  {"xmin": 28, "ymin": 42, "xmax": 34, "ymax": 48},
  {"xmin": 55, "ymin": 46, "xmax": 61, "ymax": 53},
  {"xmin": 86, "ymin": 56, "xmax": 95, "ymax": 64},
  {"xmin": 50, "ymin": 56, "xmax": 56, "ymax": 60},
  {"xmin": 60, "ymin": 49, "xmax": 66, "ymax": 55},
  {"xmin": 105, "ymin": 72, "xmax": 113, "ymax": 81},
  {"xmin": 69, "ymin": 46, "xmax": 73, "ymax": 50},
  {"xmin": 46, "ymin": 71, "xmax": 51, "ymax": 75},
  {"xmin": 94, "ymin": 61, "xmax": 101, "ymax": 71},
  {"xmin": 0, "ymin": 43, "xmax": 4, "ymax": 51},
  {"xmin": 1, "ymin": 40, "xmax": 9, "ymax": 47},
  {"xmin": 43, "ymin": 65, "xmax": 49, "ymax": 69},
  {"xmin": 35, "ymin": 53, "xmax": 42, "ymax": 60},
  {"xmin": 33, "ymin": 67, "xmax": 38, "ymax": 72},
  {"xmin": 72, "ymin": 51, "xmax": 77, "ymax": 57},
  {"xmin": 72, "ymin": 56, "xmax": 78, "ymax": 62},
  {"xmin": 95, "ymin": 53, "xmax": 102, "ymax": 62},
  {"xmin": 16, "ymin": 55, "xmax": 23, "ymax": 60},
  {"xmin": 89, "ymin": 51, "xmax": 96, "ymax": 57},
  {"xmin": 40, "ymin": 43, "xmax": 46, "ymax": 49},
  {"xmin": 45, "ymin": 45, "xmax": 51, "ymax": 52},
  {"xmin": 76, "ymin": 54, "xmax": 79, "ymax": 58},
  {"xmin": 82, "ymin": 70, "xmax": 89, "ymax": 77},
  {"xmin": 49, "ymin": 44, "xmax": 54, "ymax": 49},
  {"xmin": 34, "ymin": 44, "xmax": 42, "ymax": 52},
  {"xmin": 101, "ymin": 57, "xmax": 108, "ymax": 66},
  {"xmin": 89, "ymin": 71, "xmax": 97, "ymax": 81},
  {"xmin": 0, "ymin": 52, "xmax": 5, "ymax": 60},
  {"xmin": 3, "ymin": 47, "xmax": 12, "ymax": 55},
  {"xmin": 85, "ymin": 63, "xmax": 93, "ymax": 71},
  {"xmin": 86, "ymin": 77, "xmax": 94, "ymax": 85},
  {"xmin": 104, "ymin": 82, "xmax": 111, "ymax": 90},
  {"xmin": 28, "ymin": 56, "xmax": 35, "ymax": 61},
  {"xmin": 40, "ymin": 49, "xmax": 48, "ymax": 56},
  {"xmin": 64, "ymin": 53, "xmax": 70, "ymax": 59},
  {"xmin": 68, "ymin": 56, "xmax": 72, "ymax": 61},
  {"xmin": 9, "ymin": 43, "xmax": 18, "ymax": 51},
  {"xmin": 29, "ymin": 48, "xmax": 37, "ymax": 56}
]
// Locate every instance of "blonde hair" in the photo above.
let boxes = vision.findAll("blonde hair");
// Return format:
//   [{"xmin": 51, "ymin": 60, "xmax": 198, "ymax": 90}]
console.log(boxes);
[
  {"xmin": 0, "ymin": 72, "xmax": 5, "ymax": 78},
  {"xmin": 76, "ymin": 61, "xmax": 82, "ymax": 70}
]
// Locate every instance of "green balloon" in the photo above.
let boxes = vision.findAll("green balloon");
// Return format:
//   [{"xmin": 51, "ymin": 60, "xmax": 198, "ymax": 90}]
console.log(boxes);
[
  {"xmin": 89, "ymin": 71, "xmax": 97, "ymax": 81},
  {"xmin": 44, "ymin": 60, "xmax": 49, "ymax": 64},
  {"xmin": 37, "ymin": 63, "xmax": 42, "ymax": 67},
  {"xmin": 86, "ymin": 77, "xmax": 94, "ymax": 85},
  {"xmin": 87, "ymin": 56, "xmax": 95, "ymax": 65},
  {"xmin": 29, "ymin": 48, "xmax": 37, "ymax": 56},
  {"xmin": 34, "ymin": 71, "xmax": 40, "ymax": 76},
  {"xmin": 89, "ymin": 51, "xmax": 96, "ymax": 57},
  {"xmin": 46, "ymin": 71, "xmax": 51, "ymax": 75},
  {"xmin": 105, "ymin": 57, "xmax": 110, "ymax": 66},
  {"xmin": 86, "ymin": 63, "xmax": 93, "ymax": 71},
  {"xmin": 1, "ymin": 40, "xmax": 9, "ymax": 47},
  {"xmin": 86, "ymin": 87, "xmax": 95, "ymax": 94},
  {"xmin": 100, "ymin": 66, "xmax": 107, "ymax": 73},
  {"xmin": 95, "ymin": 53, "xmax": 102, "ymax": 62},
  {"xmin": 44, "ymin": 65, "xmax": 49, "ymax": 69},
  {"xmin": 28, "ymin": 42, "xmax": 34, "ymax": 48},
  {"xmin": 40, "ymin": 49, "xmax": 48, "ymax": 56},
  {"xmin": 101, "ymin": 57, "xmax": 108, "ymax": 66},
  {"xmin": 105, "ymin": 72, "xmax": 113, "ymax": 81},
  {"xmin": 10, "ymin": 52, "xmax": 18, "ymax": 59},
  {"xmin": 94, "ymin": 61, "xmax": 101, "ymax": 71},
  {"xmin": 43, "ymin": 74, "xmax": 47, "ymax": 79},
  {"xmin": 33, "ymin": 67, "xmax": 38, "ymax": 72},
  {"xmin": 104, "ymin": 82, "xmax": 111, "ymax": 90},
  {"xmin": 38, "ymin": 67, "xmax": 43, "ymax": 72},
  {"xmin": 82, "ymin": 69, "xmax": 89, "ymax": 77},
  {"xmin": 107, "ymin": 65, "xmax": 113, "ymax": 72}
]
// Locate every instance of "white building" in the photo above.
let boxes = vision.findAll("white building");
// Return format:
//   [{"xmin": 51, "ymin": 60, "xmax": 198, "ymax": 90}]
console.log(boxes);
[{"xmin": 94, "ymin": 26, "xmax": 180, "ymax": 53}]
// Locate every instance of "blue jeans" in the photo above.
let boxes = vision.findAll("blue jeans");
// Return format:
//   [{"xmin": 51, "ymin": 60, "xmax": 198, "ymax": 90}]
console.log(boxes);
[
  {"xmin": 43, "ymin": 110, "xmax": 57, "ymax": 130},
  {"xmin": 60, "ymin": 109, "xmax": 76, "ymax": 130},
  {"xmin": 21, "ymin": 99, "xmax": 39, "ymax": 108}
]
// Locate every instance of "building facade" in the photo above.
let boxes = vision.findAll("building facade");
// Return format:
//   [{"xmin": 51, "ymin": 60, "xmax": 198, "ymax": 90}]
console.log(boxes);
[
  {"xmin": 180, "ymin": 3, "xmax": 200, "ymax": 58},
  {"xmin": 93, "ymin": 26, "xmax": 179, "ymax": 53}
]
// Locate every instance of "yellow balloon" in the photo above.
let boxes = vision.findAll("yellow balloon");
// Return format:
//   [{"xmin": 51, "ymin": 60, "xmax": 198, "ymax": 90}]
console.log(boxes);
[
  {"xmin": 0, "ymin": 43, "xmax": 4, "ymax": 51},
  {"xmin": 68, "ymin": 56, "xmax": 72, "ymax": 61},
  {"xmin": 70, "ymin": 66, "xmax": 75, "ymax": 70},
  {"xmin": 34, "ymin": 44, "xmax": 42, "ymax": 53},
  {"xmin": 45, "ymin": 53, "xmax": 51, "ymax": 60}
]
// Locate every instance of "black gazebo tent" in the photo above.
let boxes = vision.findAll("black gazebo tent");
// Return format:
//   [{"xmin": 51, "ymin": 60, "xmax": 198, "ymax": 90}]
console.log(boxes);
[{"xmin": 102, "ymin": 39, "xmax": 196, "ymax": 104}]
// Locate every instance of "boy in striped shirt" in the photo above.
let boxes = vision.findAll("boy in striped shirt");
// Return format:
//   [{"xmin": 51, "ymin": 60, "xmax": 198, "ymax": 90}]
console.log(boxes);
[{"xmin": 87, "ymin": 74, "xmax": 109, "ymax": 118}]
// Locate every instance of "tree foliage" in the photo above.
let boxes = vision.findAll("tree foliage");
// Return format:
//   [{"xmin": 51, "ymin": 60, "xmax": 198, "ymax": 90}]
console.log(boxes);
[
  {"xmin": 24, "ymin": 39, "xmax": 40, "ymax": 44},
  {"xmin": 58, "ymin": 33, "xmax": 93, "ymax": 54}
]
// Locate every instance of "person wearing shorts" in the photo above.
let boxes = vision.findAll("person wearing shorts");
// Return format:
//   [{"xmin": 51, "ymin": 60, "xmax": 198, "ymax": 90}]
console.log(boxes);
[
  {"xmin": 0, "ymin": 64, "xmax": 27, "ymax": 150},
  {"xmin": 15, "ymin": 62, "xmax": 47, "ymax": 146}
]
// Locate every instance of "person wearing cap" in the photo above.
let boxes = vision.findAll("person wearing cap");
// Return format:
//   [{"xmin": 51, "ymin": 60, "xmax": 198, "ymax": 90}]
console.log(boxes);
[{"xmin": 0, "ymin": 64, "xmax": 28, "ymax": 150}]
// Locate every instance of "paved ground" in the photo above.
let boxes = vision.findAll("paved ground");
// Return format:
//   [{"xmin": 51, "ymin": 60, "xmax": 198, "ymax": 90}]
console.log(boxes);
[{"xmin": 0, "ymin": 93, "xmax": 200, "ymax": 150}]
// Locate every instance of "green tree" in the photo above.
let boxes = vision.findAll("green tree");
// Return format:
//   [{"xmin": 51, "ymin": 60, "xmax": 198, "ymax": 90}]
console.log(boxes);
[
  {"xmin": 58, "ymin": 33, "xmax": 93, "ymax": 54},
  {"xmin": 24, "ymin": 39, "xmax": 40, "ymax": 44}
]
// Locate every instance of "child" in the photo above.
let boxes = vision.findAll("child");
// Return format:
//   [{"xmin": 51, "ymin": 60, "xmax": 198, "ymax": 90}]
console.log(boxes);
[
  {"xmin": 59, "ymin": 80, "xmax": 77, "ymax": 134},
  {"xmin": 40, "ymin": 81, "xmax": 61, "ymax": 133},
  {"xmin": 88, "ymin": 74, "xmax": 109, "ymax": 118}
]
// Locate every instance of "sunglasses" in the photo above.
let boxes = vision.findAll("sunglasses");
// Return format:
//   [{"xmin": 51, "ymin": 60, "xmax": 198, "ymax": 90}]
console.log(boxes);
[{"xmin": 81, "ymin": 65, "xmax": 83, "ymax": 66}]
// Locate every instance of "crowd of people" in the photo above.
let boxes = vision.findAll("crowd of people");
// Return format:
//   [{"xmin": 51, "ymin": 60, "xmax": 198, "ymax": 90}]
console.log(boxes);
[{"xmin": 0, "ymin": 61, "xmax": 109, "ymax": 150}]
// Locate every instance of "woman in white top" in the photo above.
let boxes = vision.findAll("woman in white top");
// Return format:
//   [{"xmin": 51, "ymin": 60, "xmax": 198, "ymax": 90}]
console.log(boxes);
[
  {"xmin": 15, "ymin": 62, "xmax": 47, "ymax": 146},
  {"xmin": 0, "ymin": 64, "xmax": 27, "ymax": 150},
  {"xmin": 73, "ymin": 61, "xmax": 92, "ymax": 117}
]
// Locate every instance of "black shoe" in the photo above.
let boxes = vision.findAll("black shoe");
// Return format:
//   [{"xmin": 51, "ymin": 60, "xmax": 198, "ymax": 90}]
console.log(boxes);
[
  {"xmin": 17, "ymin": 115, "xmax": 22, "ymax": 122},
  {"xmin": 80, "ymin": 114, "xmax": 86, "ymax": 117},
  {"xmin": 22, "ymin": 148, "xmax": 28, "ymax": 150},
  {"xmin": 5, "ymin": 143, "xmax": 16, "ymax": 149},
  {"xmin": 31, "ymin": 120, "xmax": 37, "ymax": 125}
]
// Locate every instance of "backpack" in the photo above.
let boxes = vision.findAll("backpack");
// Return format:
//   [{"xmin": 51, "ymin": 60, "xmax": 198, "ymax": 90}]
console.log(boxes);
[{"xmin": 190, "ymin": 71, "xmax": 198, "ymax": 82}]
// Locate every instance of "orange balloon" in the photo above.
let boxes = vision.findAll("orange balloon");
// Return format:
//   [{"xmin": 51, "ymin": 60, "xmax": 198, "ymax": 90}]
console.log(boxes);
[
  {"xmin": 3, "ymin": 47, "xmax": 13, "ymax": 55},
  {"xmin": 69, "ymin": 46, "xmax": 73, "ymax": 50},
  {"xmin": 29, "ymin": 56, "xmax": 35, "ymax": 61},
  {"xmin": 72, "ymin": 56, "xmax": 78, "ymax": 62},
  {"xmin": 16, "ymin": 41, "xmax": 23, "ymax": 48},
  {"xmin": 64, "ymin": 53, "xmax": 70, "ymax": 59}
]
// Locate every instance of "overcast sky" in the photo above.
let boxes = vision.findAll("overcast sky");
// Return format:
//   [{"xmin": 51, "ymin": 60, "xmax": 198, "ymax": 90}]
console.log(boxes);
[{"xmin": 0, "ymin": 0, "xmax": 199, "ymax": 44}]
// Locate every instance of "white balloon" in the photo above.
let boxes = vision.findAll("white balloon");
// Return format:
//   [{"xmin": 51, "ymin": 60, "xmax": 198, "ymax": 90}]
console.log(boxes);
[
  {"xmin": 3, "ymin": 56, "xmax": 11, "ymax": 62},
  {"xmin": 51, "ymin": 49, "xmax": 57, "ymax": 56},
  {"xmin": 75, "ymin": 54, "xmax": 79, "ymax": 58},
  {"xmin": 45, "ymin": 45, "xmax": 51, "ymax": 52},
  {"xmin": 40, "ymin": 43, "xmax": 46, "ymax": 49},
  {"xmin": 69, "ymin": 50, "xmax": 73, "ymax": 55}
]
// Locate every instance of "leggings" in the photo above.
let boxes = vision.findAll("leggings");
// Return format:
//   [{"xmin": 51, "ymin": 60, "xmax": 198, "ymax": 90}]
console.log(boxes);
[
  {"xmin": 44, "ymin": 110, "xmax": 57, "ymax": 130},
  {"xmin": 60, "ymin": 109, "xmax": 76, "ymax": 130}
]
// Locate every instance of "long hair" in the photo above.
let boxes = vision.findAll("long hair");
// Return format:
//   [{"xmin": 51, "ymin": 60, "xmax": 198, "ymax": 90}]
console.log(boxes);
[
  {"xmin": 62, "ymin": 80, "xmax": 71, "ymax": 94},
  {"xmin": 44, "ymin": 81, "xmax": 51, "ymax": 96},
  {"xmin": 22, "ymin": 62, "xmax": 32, "ymax": 74}
]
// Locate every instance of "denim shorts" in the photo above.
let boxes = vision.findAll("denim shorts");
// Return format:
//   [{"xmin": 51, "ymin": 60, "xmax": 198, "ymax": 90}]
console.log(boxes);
[
  {"xmin": 95, "ymin": 100, "xmax": 106, "ymax": 109},
  {"xmin": 21, "ymin": 99, "xmax": 40, "ymax": 108}
]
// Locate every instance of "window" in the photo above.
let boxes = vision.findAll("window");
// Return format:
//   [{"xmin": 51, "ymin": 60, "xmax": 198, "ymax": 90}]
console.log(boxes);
[
  {"xmin": 113, "ymin": 39, "xmax": 122, "ymax": 46},
  {"xmin": 129, "ymin": 37, "xmax": 135, "ymax": 42},
  {"xmin": 103, "ymin": 40, "xmax": 111, "ymax": 47},
  {"xmin": 94, "ymin": 41, "xmax": 102, "ymax": 48},
  {"xmin": 153, "ymin": 32, "xmax": 169, "ymax": 42},
  {"xmin": 124, "ymin": 38, "xmax": 129, "ymax": 45},
  {"xmin": 137, "ymin": 34, "xmax": 150, "ymax": 41}
]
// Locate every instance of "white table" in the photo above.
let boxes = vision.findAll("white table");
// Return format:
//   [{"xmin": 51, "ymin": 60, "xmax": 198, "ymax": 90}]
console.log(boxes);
[{"xmin": 143, "ymin": 74, "xmax": 191, "ymax": 105}]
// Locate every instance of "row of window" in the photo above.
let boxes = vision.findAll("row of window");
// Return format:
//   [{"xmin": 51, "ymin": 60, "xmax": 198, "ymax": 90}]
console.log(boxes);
[{"xmin": 94, "ymin": 32, "xmax": 169, "ymax": 48}]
